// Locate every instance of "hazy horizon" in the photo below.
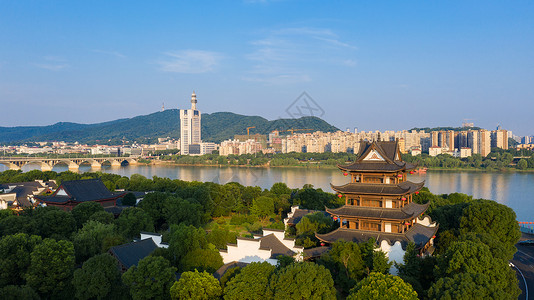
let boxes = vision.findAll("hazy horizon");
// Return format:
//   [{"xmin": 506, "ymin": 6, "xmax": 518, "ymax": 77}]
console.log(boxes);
[{"xmin": 1, "ymin": 1, "xmax": 533, "ymax": 136}]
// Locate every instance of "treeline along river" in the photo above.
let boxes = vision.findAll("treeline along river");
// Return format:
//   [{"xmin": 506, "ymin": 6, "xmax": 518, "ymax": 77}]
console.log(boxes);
[{"xmin": 7, "ymin": 163, "xmax": 534, "ymax": 222}]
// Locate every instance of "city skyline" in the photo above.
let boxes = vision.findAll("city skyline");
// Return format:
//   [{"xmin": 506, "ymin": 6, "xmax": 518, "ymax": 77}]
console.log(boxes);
[{"xmin": 1, "ymin": 1, "xmax": 533, "ymax": 135}]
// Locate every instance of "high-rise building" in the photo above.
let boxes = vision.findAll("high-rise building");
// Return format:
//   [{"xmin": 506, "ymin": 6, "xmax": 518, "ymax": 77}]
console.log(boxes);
[
  {"xmin": 431, "ymin": 131, "xmax": 439, "ymax": 147},
  {"xmin": 180, "ymin": 92, "xmax": 202, "ymax": 155},
  {"xmin": 491, "ymin": 129, "xmax": 508, "ymax": 150},
  {"xmin": 479, "ymin": 129, "xmax": 491, "ymax": 157},
  {"xmin": 468, "ymin": 130, "xmax": 479, "ymax": 155}
]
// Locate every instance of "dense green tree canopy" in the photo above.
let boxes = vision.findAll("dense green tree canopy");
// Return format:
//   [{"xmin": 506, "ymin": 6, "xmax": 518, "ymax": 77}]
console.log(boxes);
[
  {"xmin": 181, "ymin": 246, "xmax": 224, "ymax": 273},
  {"xmin": 296, "ymin": 212, "xmax": 334, "ymax": 236},
  {"xmin": 26, "ymin": 238, "xmax": 75, "ymax": 297},
  {"xmin": 224, "ymin": 262, "xmax": 275, "ymax": 300},
  {"xmin": 71, "ymin": 201, "xmax": 104, "ymax": 228},
  {"xmin": 164, "ymin": 196, "xmax": 204, "ymax": 227},
  {"xmin": 115, "ymin": 207, "xmax": 154, "ymax": 239},
  {"xmin": 320, "ymin": 240, "xmax": 365, "ymax": 291},
  {"xmin": 122, "ymin": 192, "xmax": 137, "ymax": 206},
  {"xmin": 167, "ymin": 223, "xmax": 208, "ymax": 268},
  {"xmin": 122, "ymin": 256, "xmax": 177, "ymax": 300},
  {"xmin": 88, "ymin": 210, "xmax": 114, "ymax": 224},
  {"xmin": 250, "ymin": 196, "xmax": 275, "ymax": 219},
  {"xmin": 459, "ymin": 199, "xmax": 520, "ymax": 258},
  {"xmin": 73, "ymin": 220, "xmax": 116, "ymax": 263},
  {"xmin": 435, "ymin": 240, "xmax": 520, "ymax": 298},
  {"xmin": 347, "ymin": 272, "xmax": 418, "ymax": 300},
  {"xmin": 0, "ymin": 285, "xmax": 40, "ymax": 300},
  {"xmin": 170, "ymin": 270, "xmax": 222, "ymax": 300},
  {"xmin": 270, "ymin": 262, "xmax": 336, "ymax": 300},
  {"xmin": 428, "ymin": 273, "xmax": 509, "ymax": 300},
  {"xmin": 0, "ymin": 233, "xmax": 42, "ymax": 287},
  {"xmin": 30, "ymin": 206, "xmax": 76, "ymax": 239},
  {"xmin": 72, "ymin": 253, "xmax": 122, "ymax": 300}
]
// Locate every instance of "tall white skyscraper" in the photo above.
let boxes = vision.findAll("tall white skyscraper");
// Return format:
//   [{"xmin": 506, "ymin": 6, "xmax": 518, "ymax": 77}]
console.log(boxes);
[{"xmin": 180, "ymin": 92, "xmax": 201, "ymax": 155}]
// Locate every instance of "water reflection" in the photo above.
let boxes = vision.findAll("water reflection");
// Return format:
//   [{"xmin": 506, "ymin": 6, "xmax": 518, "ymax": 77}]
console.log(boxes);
[{"xmin": 1, "ymin": 164, "xmax": 532, "ymax": 221}]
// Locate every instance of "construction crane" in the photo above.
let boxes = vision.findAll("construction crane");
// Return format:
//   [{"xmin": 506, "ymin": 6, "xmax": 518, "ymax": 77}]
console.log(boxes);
[{"xmin": 246, "ymin": 126, "xmax": 255, "ymax": 136}]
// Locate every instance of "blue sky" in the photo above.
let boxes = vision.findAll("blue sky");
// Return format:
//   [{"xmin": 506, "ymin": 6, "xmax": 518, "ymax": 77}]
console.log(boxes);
[{"xmin": 1, "ymin": 1, "xmax": 533, "ymax": 136}]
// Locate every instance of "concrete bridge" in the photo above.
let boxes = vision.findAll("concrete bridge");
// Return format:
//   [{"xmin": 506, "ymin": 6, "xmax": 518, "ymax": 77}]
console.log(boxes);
[{"xmin": 0, "ymin": 157, "xmax": 138, "ymax": 171}]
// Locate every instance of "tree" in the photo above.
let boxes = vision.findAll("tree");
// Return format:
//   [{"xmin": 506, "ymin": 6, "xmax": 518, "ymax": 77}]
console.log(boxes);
[
  {"xmin": 26, "ymin": 238, "xmax": 75, "ymax": 297},
  {"xmin": 270, "ymin": 182, "xmax": 292, "ymax": 196},
  {"xmin": 138, "ymin": 192, "xmax": 167, "ymax": 225},
  {"xmin": 88, "ymin": 210, "xmax": 115, "ymax": 224},
  {"xmin": 270, "ymin": 262, "xmax": 336, "ymax": 300},
  {"xmin": 0, "ymin": 285, "xmax": 40, "ymax": 300},
  {"xmin": 122, "ymin": 256, "xmax": 177, "ymax": 300},
  {"xmin": 459, "ymin": 199, "xmax": 520, "ymax": 259},
  {"xmin": 347, "ymin": 272, "xmax": 418, "ymax": 300},
  {"xmin": 224, "ymin": 262, "xmax": 275, "ymax": 300},
  {"xmin": 0, "ymin": 233, "xmax": 42, "ymax": 287},
  {"xmin": 435, "ymin": 240, "xmax": 520, "ymax": 298},
  {"xmin": 115, "ymin": 207, "xmax": 154, "ymax": 239},
  {"xmin": 170, "ymin": 270, "xmax": 222, "ymax": 300},
  {"xmin": 428, "ymin": 273, "xmax": 508, "ymax": 300},
  {"xmin": 73, "ymin": 220, "xmax": 116, "ymax": 263},
  {"xmin": 30, "ymin": 206, "xmax": 76, "ymax": 239},
  {"xmin": 0, "ymin": 215, "xmax": 32, "ymax": 236},
  {"xmin": 293, "ymin": 188, "xmax": 337, "ymax": 210},
  {"xmin": 181, "ymin": 247, "xmax": 224, "ymax": 273},
  {"xmin": 164, "ymin": 196, "xmax": 204, "ymax": 227},
  {"xmin": 71, "ymin": 201, "xmax": 104, "ymax": 228},
  {"xmin": 72, "ymin": 253, "xmax": 122, "ymax": 300},
  {"xmin": 319, "ymin": 241, "xmax": 365, "ymax": 294},
  {"xmin": 517, "ymin": 159, "xmax": 528, "ymax": 170},
  {"xmin": 122, "ymin": 192, "xmax": 137, "ymax": 206},
  {"xmin": 250, "ymin": 196, "xmax": 275, "ymax": 219},
  {"xmin": 167, "ymin": 223, "xmax": 208, "ymax": 268},
  {"xmin": 207, "ymin": 226, "xmax": 237, "ymax": 249},
  {"xmin": 296, "ymin": 212, "xmax": 333, "ymax": 236}
]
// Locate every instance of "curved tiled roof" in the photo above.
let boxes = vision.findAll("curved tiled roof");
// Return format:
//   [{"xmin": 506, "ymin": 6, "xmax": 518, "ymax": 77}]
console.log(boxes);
[
  {"xmin": 315, "ymin": 223, "xmax": 438, "ymax": 249},
  {"xmin": 331, "ymin": 181, "xmax": 424, "ymax": 195},
  {"xmin": 35, "ymin": 178, "xmax": 125, "ymax": 203},
  {"xmin": 325, "ymin": 202, "xmax": 430, "ymax": 221},
  {"xmin": 337, "ymin": 141, "xmax": 417, "ymax": 173},
  {"xmin": 337, "ymin": 161, "xmax": 417, "ymax": 172}
]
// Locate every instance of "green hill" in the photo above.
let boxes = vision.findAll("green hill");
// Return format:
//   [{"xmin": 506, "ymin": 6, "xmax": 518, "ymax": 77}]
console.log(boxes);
[{"xmin": 0, "ymin": 110, "xmax": 339, "ymax": 144}]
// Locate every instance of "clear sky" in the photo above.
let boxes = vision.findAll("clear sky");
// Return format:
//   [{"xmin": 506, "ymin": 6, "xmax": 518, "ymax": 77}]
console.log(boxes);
[{"xmin": 1, "ymin": 1, "xmax": 533, "ymax": 136}]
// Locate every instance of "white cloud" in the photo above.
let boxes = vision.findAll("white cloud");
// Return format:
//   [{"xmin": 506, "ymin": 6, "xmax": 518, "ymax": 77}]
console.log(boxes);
[
  {"xmin": 92, "ymin": 49, "xmax": 126, "ymax": 58},
  {"xmin": 244, "ymin": 27, "xmax": 358, "ymax": 83},
  {"xmin": 34, "ymin": 63, "xmax": 69, "ymax": 71},
  {"xmin": 34, "ymin": 56, "xmax": 69, "ymax": 71},
  {"xmin": 158, "ymin": 50, "xmax": 222, "ymax": 74}
]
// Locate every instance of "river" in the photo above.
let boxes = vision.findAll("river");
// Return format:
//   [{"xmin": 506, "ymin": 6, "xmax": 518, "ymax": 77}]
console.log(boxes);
[{"xmin": 7, "ymin": 163, "xmax": 534, "ymax": 222}]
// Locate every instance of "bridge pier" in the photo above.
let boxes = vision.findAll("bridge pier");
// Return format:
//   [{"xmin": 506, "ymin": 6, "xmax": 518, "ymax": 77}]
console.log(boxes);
[
  {"xmin": 110, "ymin": 160, "xmax": 121, "ymax": 167},
  {"xmin": 90, "ymin": 161, "xmax": 102, "ymax": 169},
  {"xmin": 0, "ymin": 162, "xmax": 21, "ymax": 170},
  {"xmin": 67, "ymin": 162, "xmax": 79, "ymax": 171},
  {"xmin": 40, "ymin": 163, "xmax": 52, "ymax": 172}
]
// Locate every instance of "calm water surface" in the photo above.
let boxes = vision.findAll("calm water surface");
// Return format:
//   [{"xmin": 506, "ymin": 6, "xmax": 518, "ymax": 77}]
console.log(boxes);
[{"xmin": 7, "ymin": 163, "xmax": 534, "ymax": 221}]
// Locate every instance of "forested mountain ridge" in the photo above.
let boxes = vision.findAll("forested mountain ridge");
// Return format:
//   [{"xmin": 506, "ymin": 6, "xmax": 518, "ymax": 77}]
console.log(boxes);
[{"xmin": 0, "ymin": 110, "xmax": 339, "ymax": 144}]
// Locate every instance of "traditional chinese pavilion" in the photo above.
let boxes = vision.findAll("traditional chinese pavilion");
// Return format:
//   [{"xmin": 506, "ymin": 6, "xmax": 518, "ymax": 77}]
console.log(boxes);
[
  {"xmin": 315, "ymin": 141, "xmax": 438, "ymax": 256},
  {"xmin": 34, "ymin": 178, "xmax": 126, "ymax": 211}
]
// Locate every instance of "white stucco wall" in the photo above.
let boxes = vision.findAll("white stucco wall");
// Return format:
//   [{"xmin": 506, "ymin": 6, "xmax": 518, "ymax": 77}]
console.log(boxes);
[
  {"xmin": 379, "ymin": 240, "xmax": 405, "ymax": 275},
  {"xmin": 140, "ymin": 232, "xmax": 169, "ymax": 248},
  {"xmin": 221, "ymin": 238, "xmax": 273, "ymax": 265},
  {"xmin": 415, "ymin": 216, "xmax": 436, "ymax": 227}
]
